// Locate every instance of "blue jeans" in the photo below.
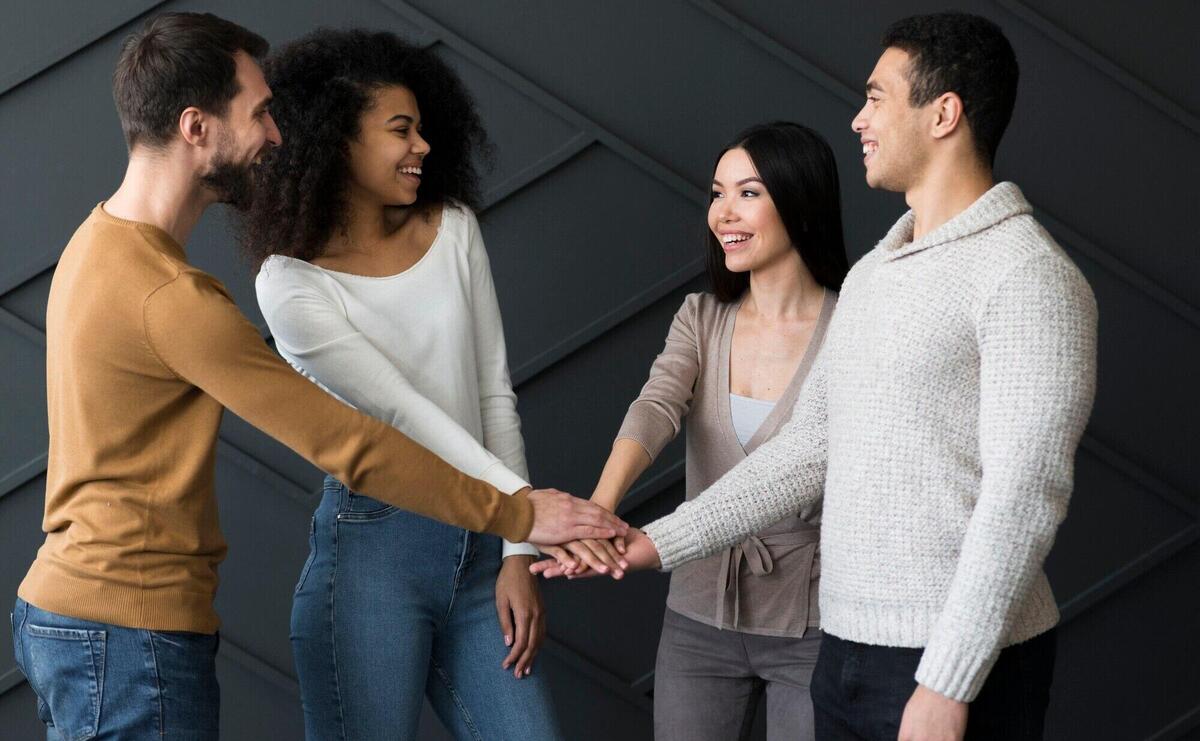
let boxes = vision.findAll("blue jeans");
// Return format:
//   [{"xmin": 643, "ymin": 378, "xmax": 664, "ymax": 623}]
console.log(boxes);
[
  {"xmin": 290, "ymin": 476, "xmax": 561, "ymax": 740},
  {"xmin": 10, "ymin": 597, "xmax": 220, "ymax": 740}
]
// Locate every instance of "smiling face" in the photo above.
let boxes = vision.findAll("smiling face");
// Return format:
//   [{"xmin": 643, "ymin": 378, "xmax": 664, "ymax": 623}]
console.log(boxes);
[
  {"xmin": 199, "ymin": 51, "xmax": 281, "ymax": 207},
  {"xmin": 708, "ymin": 147, "xmax": 794, "ymax": 275},
  {"xmin": 345, "ymin": 85, "xmax": 430, "ymax": 208},
  {"xmin": 851, "ymin": 47, "xmax": 931, "ymax": 193}
]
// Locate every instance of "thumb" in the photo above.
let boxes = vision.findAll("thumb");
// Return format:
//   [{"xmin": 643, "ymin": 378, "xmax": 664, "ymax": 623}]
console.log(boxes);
[{"xmin": 496, "ymin": 593, "xmax": 514, "ymax": 646}]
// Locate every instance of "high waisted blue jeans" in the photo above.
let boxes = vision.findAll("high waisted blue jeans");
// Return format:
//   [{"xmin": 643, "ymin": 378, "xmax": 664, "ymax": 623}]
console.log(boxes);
[{"xmin": 290, "ymin": 476, "xmax": 561, "ymax": 740}]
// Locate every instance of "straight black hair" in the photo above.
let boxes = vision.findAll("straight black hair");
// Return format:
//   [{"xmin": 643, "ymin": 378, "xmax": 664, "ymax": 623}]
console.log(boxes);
[{"xmin": 706, "ymin": 122, "xmax": 849, "ymax": 303}]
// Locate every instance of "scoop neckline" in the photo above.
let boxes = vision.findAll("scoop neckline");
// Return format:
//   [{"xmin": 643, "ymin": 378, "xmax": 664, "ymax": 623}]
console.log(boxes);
[{"xmin": 268, "ymin": 205, "xmax": 452, "ymax": 282}]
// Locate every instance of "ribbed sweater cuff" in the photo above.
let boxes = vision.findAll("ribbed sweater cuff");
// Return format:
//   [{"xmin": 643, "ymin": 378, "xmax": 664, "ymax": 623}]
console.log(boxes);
[
  {"xmin": 480, "ymin": 461, "xmax": 530, "ymax": 496},
  {"xmin": 641, "ymin": 511, "xmax": 705, "ymax": 572},
  {"xmin": 486, "ymin": 488, "xmax": 533, "ymax": 542},
  {"xmin": 913, "ymin": 631, "xmax": 996, "ymax": 703},
  {"xmin": 615, "ymin": 404, "xmax": 674, "ymax": 461}
]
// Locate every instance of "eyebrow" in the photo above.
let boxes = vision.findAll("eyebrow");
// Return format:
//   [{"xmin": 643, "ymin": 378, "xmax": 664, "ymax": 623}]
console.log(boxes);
[
  {"xmin": 866, "ymin": 81, "xmax": 884, "ymax": 95},
  {"xmin": 252, "ymin": 95, "xmax": 272, "ymax": 113},
  {"xmin": 712, "ymin": 177, "xmax": 764, "ymax": 187},
  {"xmin": 386, "ymin": 114, "xmax": 415, "ymax": 125}
]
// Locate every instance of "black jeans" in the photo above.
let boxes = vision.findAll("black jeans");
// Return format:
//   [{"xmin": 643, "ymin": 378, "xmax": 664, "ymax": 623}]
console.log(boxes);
[{"xmin": 811, "ymin": 629, "xmax": 1056, "ymax": 740}]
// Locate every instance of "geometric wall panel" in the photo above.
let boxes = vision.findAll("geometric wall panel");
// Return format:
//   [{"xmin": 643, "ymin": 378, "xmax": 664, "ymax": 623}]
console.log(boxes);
[{"xmin": 3, "ymin": 1, "xmax": 1195, "ymax": 739}]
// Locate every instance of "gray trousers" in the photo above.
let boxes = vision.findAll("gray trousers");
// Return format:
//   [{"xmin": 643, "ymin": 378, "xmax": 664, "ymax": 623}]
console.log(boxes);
[{"xmin": 654, "ymin": 608, "xmax": 822, "ymax": 741}]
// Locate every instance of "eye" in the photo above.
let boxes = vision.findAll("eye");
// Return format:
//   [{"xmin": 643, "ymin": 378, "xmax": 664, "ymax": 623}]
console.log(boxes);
[
  {"xmin": 741, "ymin": 189, "xmax": 759, "ymax": 198},
  {"xmin": 710, "ymin": 190, "xmax": 724, "ymax": 200},
  {"xmin": 394, "ymin": 127, "xmax": 410, "ymax": 137}
]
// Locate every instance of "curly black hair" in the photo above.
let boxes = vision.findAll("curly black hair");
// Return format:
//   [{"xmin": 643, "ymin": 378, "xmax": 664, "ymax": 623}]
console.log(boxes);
[{"xmin": 240, "ymin": 28, "xmax": 491, "ymax": 267}]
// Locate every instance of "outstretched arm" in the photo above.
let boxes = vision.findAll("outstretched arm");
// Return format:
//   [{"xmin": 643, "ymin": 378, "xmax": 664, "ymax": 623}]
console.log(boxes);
[
  {"xmin": 146, "ymin": 269, "xmax": 627, "ymax": 544},
  {"xmin": 534, "ymin": 354, "xmax": 829, "ymax": 578}
]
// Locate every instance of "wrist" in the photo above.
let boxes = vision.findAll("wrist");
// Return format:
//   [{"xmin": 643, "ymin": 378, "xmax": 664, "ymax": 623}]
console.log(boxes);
[{"xmin": 589, "ymin": 490, "xmax": 622, "ymax": 512}]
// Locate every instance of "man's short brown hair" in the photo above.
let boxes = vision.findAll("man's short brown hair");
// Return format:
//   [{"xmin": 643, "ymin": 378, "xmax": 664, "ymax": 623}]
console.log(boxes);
[{"xmin": 112, "ymin": 12, "xmax": 268, "ymax": 149}]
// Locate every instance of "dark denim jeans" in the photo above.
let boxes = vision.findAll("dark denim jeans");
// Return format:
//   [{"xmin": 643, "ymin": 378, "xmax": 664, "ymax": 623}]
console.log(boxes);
[
  {"xmin": 10, "ymin": 597, "xmax": 220, "ymax": 740},
  {"xmin": 290, "ymin": 475, "xmax": 561, "ymax": 740},
  {"xmin": 811, "ymin": 629, "xmax": 1056, "ymax": 740}
]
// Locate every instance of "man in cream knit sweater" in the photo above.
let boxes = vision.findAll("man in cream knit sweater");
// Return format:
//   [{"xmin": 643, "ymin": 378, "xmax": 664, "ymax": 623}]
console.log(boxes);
[{"xmin": 535, "ymin": 13, "xmax": 1097, "ymax": 741}]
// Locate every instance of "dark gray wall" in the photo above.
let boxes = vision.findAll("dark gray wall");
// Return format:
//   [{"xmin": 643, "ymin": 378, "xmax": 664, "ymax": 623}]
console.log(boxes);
[{"xmin": 1, "ymin": 2, "xmax": 1197, "ymax": 739}]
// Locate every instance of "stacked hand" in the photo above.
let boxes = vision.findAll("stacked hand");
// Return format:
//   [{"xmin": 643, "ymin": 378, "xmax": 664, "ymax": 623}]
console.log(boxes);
[{"xmin": 531, "ymin": 527, "xmax": 661, "ymax": 579}]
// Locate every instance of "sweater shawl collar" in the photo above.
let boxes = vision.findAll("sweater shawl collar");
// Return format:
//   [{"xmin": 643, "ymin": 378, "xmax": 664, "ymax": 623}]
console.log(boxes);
[{"xmin": 878, "ymin": 181, "xmax": 1031, "ymax": 261}]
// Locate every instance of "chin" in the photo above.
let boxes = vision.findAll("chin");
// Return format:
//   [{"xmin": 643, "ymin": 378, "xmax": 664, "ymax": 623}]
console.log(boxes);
[{"xmin": 723, "ymin": 255, "xmax": 754, "ymax": 274}]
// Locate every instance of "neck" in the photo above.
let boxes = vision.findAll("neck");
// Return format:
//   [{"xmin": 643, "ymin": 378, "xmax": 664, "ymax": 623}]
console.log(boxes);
[
  {"xmin": 103, "ymin": 151, "xmax": 213, "ymax": 247},
  {"xmin": 330, "ymin": 199, "xmax": 421, "ymax": 256},
  {"xmin": 905, "ymin": 154, "xmax": 994, "ymax": 240},
  {"xmin": 744, "ymin": 251, "xmax": 823, "ymax": 320}
]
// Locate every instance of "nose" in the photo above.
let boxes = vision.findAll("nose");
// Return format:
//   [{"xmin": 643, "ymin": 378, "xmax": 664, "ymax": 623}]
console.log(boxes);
[
  {"xmin": 851, "ymin": 103, "xmax": 868, "ymax": 134},
  {"xmin": 412, "ymin": 129, "xmax": 430, "ymax": 157},
  {"xmin": 715, "ymin": 196, "xmax": 737, "ymax": 223},
  {"xmin": 265, "ymin": 113, "xmax": 283, "ymax": 148},
  {"xmin": 265, "ymin": 112, "xmax": 282, "ymax": 148}
]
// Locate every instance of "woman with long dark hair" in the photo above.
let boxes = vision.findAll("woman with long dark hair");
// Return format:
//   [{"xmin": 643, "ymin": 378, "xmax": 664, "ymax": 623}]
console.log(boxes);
[
  {"xmin": 243, "ymin": 29, "xmax": 560, "ymax": 739},
  {"xmin": 546, "ymin": 122, "xmax": 848, "ymax": 740}
]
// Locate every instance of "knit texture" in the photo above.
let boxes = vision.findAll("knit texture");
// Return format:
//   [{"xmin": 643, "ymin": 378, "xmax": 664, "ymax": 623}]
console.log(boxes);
[{"xmin": 642, "ymin": 182, "xmax": 1098, "ymax": 702}]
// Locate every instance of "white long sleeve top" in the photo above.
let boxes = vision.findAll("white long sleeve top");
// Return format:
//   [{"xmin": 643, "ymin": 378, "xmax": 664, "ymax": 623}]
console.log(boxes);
[
  {"xmin": 255, "ymin": 204, "xmax": 537, "ymax": 558},
  {"xmin": 642, "ymin": 182, "xmax": 1098, "ymax": 702}
]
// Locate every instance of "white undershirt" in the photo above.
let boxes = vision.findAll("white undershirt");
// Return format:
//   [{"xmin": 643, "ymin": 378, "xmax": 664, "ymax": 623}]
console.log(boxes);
[
  {"xmin": 729, "ymin": 393, "xmax": 776, "ymax": 447},
  {"xmin": 255, "ymin": 204, "xmax": 536, "ymax": 558}
]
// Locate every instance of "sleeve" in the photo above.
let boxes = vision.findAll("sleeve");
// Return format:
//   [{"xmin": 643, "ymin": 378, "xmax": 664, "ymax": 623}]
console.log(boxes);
[
  {"xmin": 914, "ymin": 252, "xmax": 1098, "ymax": 702},
  {"xmin": 462, "ymin": 211, "xmax": 538, "ymax": 558},
  {"xmin": 641, "ymin": 351, "xmax": 829, "ymax": 571},
  {"xmin": 614, "ymin": 294, "xmax": 703, "ymax": 461},
  {"xmin": 144, "ymin": 269, "xmax": 532, "ymax": 541},
  {"xmin": 255, "ymin": 257, "xmax": 529, "ymax": 498}
]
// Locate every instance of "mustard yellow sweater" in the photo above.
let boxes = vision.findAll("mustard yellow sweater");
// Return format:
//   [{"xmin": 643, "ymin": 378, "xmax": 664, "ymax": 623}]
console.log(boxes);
[{"xmin": 19, "ymin": 205, "xmax": 532, "ymax": 633}]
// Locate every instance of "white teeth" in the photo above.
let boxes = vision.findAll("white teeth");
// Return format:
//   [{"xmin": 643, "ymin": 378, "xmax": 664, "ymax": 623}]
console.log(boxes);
[
  {"xmin": 399, "ymin": 166, "xmax": 423, "ymax": 175},
  {"xmin": 862, "ymin": 143, "xmax": 878, "ymax": 155},
  {"xmin": 722, "ymin": 234, "xmax": 750, "ymax": 244}
]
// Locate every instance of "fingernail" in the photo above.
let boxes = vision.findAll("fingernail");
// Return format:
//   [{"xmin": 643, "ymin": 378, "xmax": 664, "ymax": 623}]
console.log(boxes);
[
  {"xmin": 525, "ymin": 667, "xmax": 531, "ymax": 676},
  {"xmin": 505, "ymin": 635, "xmax": 512, "ymax": 646}
]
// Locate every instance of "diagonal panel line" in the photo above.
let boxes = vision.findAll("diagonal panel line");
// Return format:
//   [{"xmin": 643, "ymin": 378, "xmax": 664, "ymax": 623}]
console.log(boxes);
[
  {"xmin": 0, "ymin": 1, "xmax": 170, "ymax": 97},
  {"xmin": 1059, "ymin": 526, "xmax": 1199, "ymax": 623},
  {"xmin": 1145, "ymin": 700, "xmax": 1200, "ymax": 741},
  {"xmin": 542, "ymin": 637, "xmax": 653, "ymax": 713},
  {"xmin": 376, "ymin": 0, "xmax": 706, "ymax": 206},
  {"xmin": 1080, "ymin": 435, "xmax": 1197, "ymax": 520},
  {"xmin": 511, "ymin": 257, "xmax": 705, "ymax": 387},
  {"xmin": 689, "ymin": 0, "xmax": 1200, "ymax": 331},
  {"xmin": 992, "ymin": 0, "xmax": 1200, "ymax": 138},
  {"xmin": 482, "ymin": 132, "xmax": 595, "ymax": 209},
  {"xmin": 0, "ymin": 666, "xmax": 24, "ymax": 698}
]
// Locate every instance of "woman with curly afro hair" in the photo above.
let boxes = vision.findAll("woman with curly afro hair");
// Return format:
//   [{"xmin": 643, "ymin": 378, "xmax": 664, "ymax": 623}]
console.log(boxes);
[{"xmin": 244, "ymin": 29, "xmax": 563, "ymax": 739}]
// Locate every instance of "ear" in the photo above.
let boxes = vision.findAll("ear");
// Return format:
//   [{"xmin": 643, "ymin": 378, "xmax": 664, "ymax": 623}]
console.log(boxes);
[
  {"xmin": 178, "ymin": 106, "xmax": 209, "ymax": 147},
  {"xmin": 930, "ymin": 92, "xmax": 965, "ymax": 141}
]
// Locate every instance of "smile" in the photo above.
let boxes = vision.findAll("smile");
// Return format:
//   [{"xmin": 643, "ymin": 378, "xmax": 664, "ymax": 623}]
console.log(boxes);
[{"xmin": 398, "ymin": 166, "xmax": 422, "ymax": 177}]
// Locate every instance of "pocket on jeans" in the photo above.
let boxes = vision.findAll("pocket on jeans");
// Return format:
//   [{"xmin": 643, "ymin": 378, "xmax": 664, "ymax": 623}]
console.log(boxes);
[
  {"xmin": 295, "ymin": 515, "xmax": 318, "ymax": 593},
  {"xmin": 24, "ymin": 623, "xmax": 106, "ymax": 740},
  {"xmin": 338, "ymin": 492, "xmax": 398, "ymax": 521}
]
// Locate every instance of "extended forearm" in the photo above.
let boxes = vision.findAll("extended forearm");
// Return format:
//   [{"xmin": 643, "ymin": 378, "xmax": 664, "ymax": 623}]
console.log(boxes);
[{"xmin": 591, "ymin": 438, "xmax": 653, "ymax": 512}]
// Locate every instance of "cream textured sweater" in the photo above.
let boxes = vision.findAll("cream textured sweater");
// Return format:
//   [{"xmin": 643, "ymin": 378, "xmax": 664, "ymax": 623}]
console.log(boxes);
[{"xmin": 642, "ymin": 182, "xmax": 1098, "ymax": 702}]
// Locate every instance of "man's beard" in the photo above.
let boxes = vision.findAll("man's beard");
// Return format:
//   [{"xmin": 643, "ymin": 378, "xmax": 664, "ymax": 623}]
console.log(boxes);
[{"xmin": 199, "ymin": 135, "xmax": 255, "ymax": 210}]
